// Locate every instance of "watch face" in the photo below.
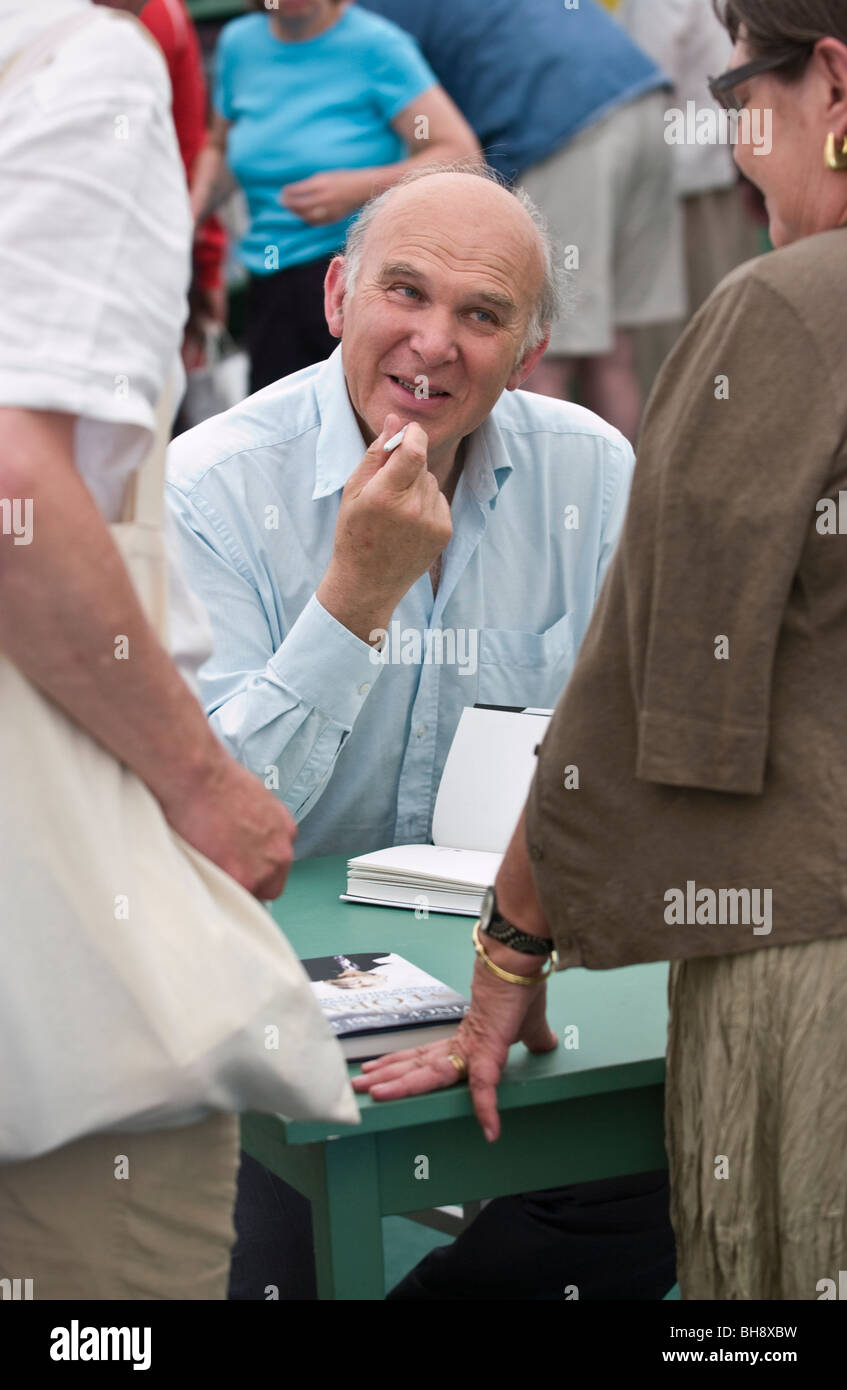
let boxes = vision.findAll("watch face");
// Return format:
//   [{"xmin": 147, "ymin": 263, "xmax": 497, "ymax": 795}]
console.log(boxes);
[{"xmin": 480, "ymin": 884, "xmax": 496, "ymax": 929}]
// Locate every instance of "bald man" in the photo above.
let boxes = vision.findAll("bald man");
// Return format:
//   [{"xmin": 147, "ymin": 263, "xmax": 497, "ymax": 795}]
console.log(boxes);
[
  {"xmin": 166, "ymin": 166, "xmax": 674, "ymax": 1300},
  {"xmin": 167, "ymin": 167, "xmax": 633, "ymax": 858}
]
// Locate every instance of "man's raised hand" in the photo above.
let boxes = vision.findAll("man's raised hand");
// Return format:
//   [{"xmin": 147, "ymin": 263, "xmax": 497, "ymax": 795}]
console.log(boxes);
[{"xmin": 316, "ymin": 414, "xmax": 452, "ymax": 642}]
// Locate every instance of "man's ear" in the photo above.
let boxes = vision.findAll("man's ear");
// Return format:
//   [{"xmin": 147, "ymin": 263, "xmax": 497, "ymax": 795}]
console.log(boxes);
[
  {"xmin": 324, "ymin": 256, "xmax": 347, "ymax": 339},
  {"xmin": 506, "ymin": 327, "xmax": 551, "ymax": 391}
]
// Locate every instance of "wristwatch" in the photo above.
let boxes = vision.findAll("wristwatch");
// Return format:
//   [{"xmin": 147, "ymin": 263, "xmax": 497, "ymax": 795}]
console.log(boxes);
[{"xmin": 479, "ymin": 885, "xmax": 554, "ymax": 957}]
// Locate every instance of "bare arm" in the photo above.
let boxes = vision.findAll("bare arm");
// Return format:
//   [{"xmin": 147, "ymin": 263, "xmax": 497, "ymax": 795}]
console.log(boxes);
[
  {"xmin": 371, "ymin": 83, "xmax": 482, "ymax": 192},
  {"xmin": 0, "ymin": 407, "xmax": 297, "ymax": 899},
  {"xmin": 281, "ymin": 86, "xmax": 481, "ymax": 226},
  {"xmin": 190, "ymin": 110, "xmax": 235, "ymax": 226}
]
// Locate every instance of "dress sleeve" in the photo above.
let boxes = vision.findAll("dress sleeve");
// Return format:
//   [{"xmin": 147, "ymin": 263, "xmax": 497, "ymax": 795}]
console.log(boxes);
[
  {"xmin": 368, "ymin": 23, "xmax": 439, "ymax": 123},
  {"xmin": 633, "ymin": 272, "xmax": 839, "ymax": 794}
]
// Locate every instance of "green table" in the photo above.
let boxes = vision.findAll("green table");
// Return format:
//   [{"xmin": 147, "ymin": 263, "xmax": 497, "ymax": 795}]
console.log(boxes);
[
  {"xmin": 241, "ymin": 855, "xmax": 669, "ymax": 1300},
  {"xmin": 187, "ymin": 0, "xmax": 244, "ymax": 21}
]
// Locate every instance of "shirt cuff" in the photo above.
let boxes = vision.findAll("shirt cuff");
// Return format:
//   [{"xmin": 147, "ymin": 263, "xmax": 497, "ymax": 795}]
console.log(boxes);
[
  {"xmin": 267, "ymin": 594, "xmax": 382, "ymax": 729},
  {"xmin": 636, "ymin": 708, "xmax": 767, "ymax": 795}
]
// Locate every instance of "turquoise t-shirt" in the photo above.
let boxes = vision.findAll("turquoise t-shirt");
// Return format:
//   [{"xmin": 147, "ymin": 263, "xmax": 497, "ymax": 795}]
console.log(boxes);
[{"xmin": 213, "ymin": 8, "xmax": 436, "ymax": 276}]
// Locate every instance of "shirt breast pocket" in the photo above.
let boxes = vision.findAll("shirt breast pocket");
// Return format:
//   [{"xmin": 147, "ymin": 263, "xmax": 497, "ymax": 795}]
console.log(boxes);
[{"xmin": 476, "ymin": 612, "xmax": 576, "ymax": 710}]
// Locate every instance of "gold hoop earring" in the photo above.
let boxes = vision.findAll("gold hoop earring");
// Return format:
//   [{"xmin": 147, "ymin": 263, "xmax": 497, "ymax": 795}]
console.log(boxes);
[{"xmin": 825, "ymin": 131, "xmax": 847, "ymax": 171}]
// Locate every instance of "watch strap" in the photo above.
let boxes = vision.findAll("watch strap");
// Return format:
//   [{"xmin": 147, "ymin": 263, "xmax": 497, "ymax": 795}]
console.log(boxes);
[{"xmin": 481, "ymin": 916, "xmax": 554, "ymax": 957}]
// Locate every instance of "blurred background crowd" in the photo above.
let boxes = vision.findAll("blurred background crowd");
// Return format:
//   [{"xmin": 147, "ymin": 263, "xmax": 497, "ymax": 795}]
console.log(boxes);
[{"xmin": 162, "ymin": 0, "xmax": 767, "ymax": 440}]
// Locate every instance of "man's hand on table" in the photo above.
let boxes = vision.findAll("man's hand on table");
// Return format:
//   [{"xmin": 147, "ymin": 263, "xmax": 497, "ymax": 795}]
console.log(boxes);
[{"xmin": 352, "ymin": 808, "xmax": 558, "ymax": 1141}]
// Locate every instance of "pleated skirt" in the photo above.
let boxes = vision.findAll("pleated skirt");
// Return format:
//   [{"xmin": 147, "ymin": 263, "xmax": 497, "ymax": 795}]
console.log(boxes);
[{"xmin": 666, "ymin": 937, "xmax": 847, "ymax": 1299}]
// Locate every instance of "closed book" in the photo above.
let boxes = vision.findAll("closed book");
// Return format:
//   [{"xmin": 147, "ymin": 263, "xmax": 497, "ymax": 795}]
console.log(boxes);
[{"xmin": 302, "ymin": 951, "xmax": 468, "ymax": 1061}]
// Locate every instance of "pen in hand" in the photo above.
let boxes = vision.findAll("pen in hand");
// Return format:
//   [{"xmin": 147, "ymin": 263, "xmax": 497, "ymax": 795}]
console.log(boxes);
[{"xmin": 383, "ymin": 424, "xmax": 409, "ymax": 453}]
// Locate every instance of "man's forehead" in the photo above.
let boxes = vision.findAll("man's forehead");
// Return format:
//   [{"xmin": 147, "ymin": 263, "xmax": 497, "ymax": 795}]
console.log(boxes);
[{"xmin": 361, "ymin": 200, "xmax": 542, "ymax": 305}]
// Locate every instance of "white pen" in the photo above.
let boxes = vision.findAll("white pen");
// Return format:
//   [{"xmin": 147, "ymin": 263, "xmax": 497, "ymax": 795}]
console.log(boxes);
[{"xmin": 383, "ymin": 424, "xmax": 409, "ymax": 452}]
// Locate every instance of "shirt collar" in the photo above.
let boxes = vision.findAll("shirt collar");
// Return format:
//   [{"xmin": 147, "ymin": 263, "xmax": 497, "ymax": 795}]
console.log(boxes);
[
  {"xmin": 461, "ymin": 407, "xmax": 514, "ymax": 507},
  {"xmin": 312, "ymin": 343, "xmax": 514, "ymax": 505},
  {"xmin": 312, "ymin": 345, "xmax": 367, "ymax": 500}
]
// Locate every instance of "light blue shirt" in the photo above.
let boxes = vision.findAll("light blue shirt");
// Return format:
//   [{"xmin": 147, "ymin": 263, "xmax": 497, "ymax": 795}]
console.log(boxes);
[
  {"xmin": 166, "ymin": 347, "xmax": 633, "ymax": 859},
  {"xmin": 213, "ymin": 8, "xmax": 436, "ymax": 274}
]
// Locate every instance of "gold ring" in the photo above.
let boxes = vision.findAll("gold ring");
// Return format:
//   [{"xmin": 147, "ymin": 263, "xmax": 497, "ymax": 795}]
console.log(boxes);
[{"xmin": 446, "ymin": 1052, "xmax": 468, "ymax": 1080}]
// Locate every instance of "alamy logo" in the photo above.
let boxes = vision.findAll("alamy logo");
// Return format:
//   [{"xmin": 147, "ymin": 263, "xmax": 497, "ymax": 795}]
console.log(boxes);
[
  {"xmin": 815, "ymin": 491, "xmax": 847, "ymax": 533},
  {"xmin": 369, "ymin": 622, "xmax": 478, "ymax": 676},
  {"xmin": 0, "ymin": 497, "xmax": 33, "ymax": 546},
  {"xmin": 664, "ymin": 880, "xmax": 772, "ymax": 935},
  {"xmin": 0, "ymin": 1277, "xmax": 33, "ymax": 1299},
  {"xmin": 817, "ymin": 1271, "xmax": 847, "ymax": 1299},
  {"xmin": 50, "ymin": 1321, "xmax": 151, "ymax": 1372},
  {"xmin": 664, "ymin": 101, "xmax": 772, "ymax": 155}
]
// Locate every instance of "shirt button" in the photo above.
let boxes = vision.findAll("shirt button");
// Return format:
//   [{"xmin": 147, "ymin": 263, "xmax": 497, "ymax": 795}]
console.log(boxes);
[
  {"xmin": 417, "ymin": 724, "xmax": 427, "ymax": 738},
  {"xmin": 529, "ymin": 843, "xmax": 544, "ymax": 862},
  {"xmin": 358, "ymin": 682, "xmax": 371, "ymax": 696}
]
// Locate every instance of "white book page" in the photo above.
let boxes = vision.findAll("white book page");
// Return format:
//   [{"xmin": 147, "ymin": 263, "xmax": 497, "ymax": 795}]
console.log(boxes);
[
  {"xmin": 348, "ymin": 843, "xmax": 502, "ymax": 889},
  {"xmin": 432, "ymin": 707, "xmax": 552, "ymax": 852}
]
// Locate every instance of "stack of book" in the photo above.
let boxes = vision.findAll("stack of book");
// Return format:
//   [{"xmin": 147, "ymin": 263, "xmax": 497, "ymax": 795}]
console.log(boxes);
[{"xmin": 302, "ymin": 951, "xmax": 468, "ymax": 1060}]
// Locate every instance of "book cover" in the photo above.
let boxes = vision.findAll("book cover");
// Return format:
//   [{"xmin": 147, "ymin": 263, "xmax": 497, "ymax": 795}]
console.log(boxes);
[{"xmin": 302, "ymin": 952, "xmax": 468, "ymax": 1041}]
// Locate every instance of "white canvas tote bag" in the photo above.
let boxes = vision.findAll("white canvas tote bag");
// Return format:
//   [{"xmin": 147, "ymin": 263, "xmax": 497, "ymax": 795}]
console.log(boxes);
[{"xmin": 0, "ymin": 10, "xmax": 358, "ymax": 1162}]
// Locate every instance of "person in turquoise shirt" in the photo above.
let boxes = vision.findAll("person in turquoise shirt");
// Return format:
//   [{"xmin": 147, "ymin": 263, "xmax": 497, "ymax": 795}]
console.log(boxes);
[{"xmin": 191, "ymin": 0, "xmax": 478, "ymax": 391}]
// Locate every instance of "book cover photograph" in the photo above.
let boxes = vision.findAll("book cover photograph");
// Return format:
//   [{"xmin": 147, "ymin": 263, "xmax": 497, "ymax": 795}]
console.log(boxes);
[{"xmin": 302, "ymin": 952, "xmax": 468, "ymax": 1061}]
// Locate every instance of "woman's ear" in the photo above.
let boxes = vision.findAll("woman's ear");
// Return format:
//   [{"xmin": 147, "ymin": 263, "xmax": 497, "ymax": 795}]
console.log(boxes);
[
  {"xmin": 324, "ymin": 256, "xmax": 347, "ymax": 339},
  {"xmin": 815, "ymin": 36, "xmax": 847, "ymax": 116}
]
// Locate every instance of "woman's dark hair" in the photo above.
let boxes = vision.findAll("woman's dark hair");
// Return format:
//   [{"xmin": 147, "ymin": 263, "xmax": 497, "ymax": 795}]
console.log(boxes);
[{"xmin": 714, "ymin": 2, "xmax": 847, "ymax": 81}]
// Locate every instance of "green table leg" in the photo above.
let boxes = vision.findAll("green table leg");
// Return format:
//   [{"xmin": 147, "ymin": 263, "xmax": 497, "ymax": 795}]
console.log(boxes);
[{"xmin": 311, "ymin": 1133, "xmax": 385, "ymax": 1301}]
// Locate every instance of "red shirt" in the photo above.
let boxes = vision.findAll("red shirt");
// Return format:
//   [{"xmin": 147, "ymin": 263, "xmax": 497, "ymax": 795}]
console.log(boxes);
[{"xmin": 140, "ymin": 0, "xmax": 226, "ymax": 291}]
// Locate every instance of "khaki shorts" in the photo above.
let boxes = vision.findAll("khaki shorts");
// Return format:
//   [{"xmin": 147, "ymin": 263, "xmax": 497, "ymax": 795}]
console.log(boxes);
[
  {"xmin": 0, "ymin": 1112, "xmax": 239, "ymax": 1300},
  {"xmin": 632, "ymin": 183, "xmax": 762, "ymax": 397},
  {"xmin": 520, "ymin": 90, "xmax": 686, "ymax": 355}
]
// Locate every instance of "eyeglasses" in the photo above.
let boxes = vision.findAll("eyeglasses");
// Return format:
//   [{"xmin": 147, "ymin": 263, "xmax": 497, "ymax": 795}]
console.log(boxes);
[{"xmin": 708, "ymin": 51, "xmax": 809, "ymax": 112}]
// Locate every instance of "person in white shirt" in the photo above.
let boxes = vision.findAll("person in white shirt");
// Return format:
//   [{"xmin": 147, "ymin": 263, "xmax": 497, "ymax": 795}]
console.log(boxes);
[
  {"xmin": 0, "ymin": 0, "xmax": 298, "ymax": 1299},
  {"xmin": 619, "ymin": 0, "xmax": 762, "ymax": 395},
  {"xmin": 167, "ymin": 165, "xmax": 674, "ymax": 1302}
]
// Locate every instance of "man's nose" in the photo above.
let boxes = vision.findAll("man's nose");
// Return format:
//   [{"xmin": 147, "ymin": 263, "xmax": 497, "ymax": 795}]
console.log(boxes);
[{"xmin": 407, "ymin": 308, "xmax": 459, "ymax": 366}]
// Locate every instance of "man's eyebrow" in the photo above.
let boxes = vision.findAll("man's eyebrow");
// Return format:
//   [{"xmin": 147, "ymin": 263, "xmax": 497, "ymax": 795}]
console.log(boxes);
[
  {"xmin": 377, "ymin": 262, "xmax": 519, "ymax": 318},
  {"xmin": 378, "ymin": 261, "xmax": 424, "ymax": 282}
]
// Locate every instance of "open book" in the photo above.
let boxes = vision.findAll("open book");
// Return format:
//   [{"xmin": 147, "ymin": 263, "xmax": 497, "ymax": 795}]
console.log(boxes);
[{"xmin": 343, "ymin": 706, "xmax": 552, "ymax": 916}]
